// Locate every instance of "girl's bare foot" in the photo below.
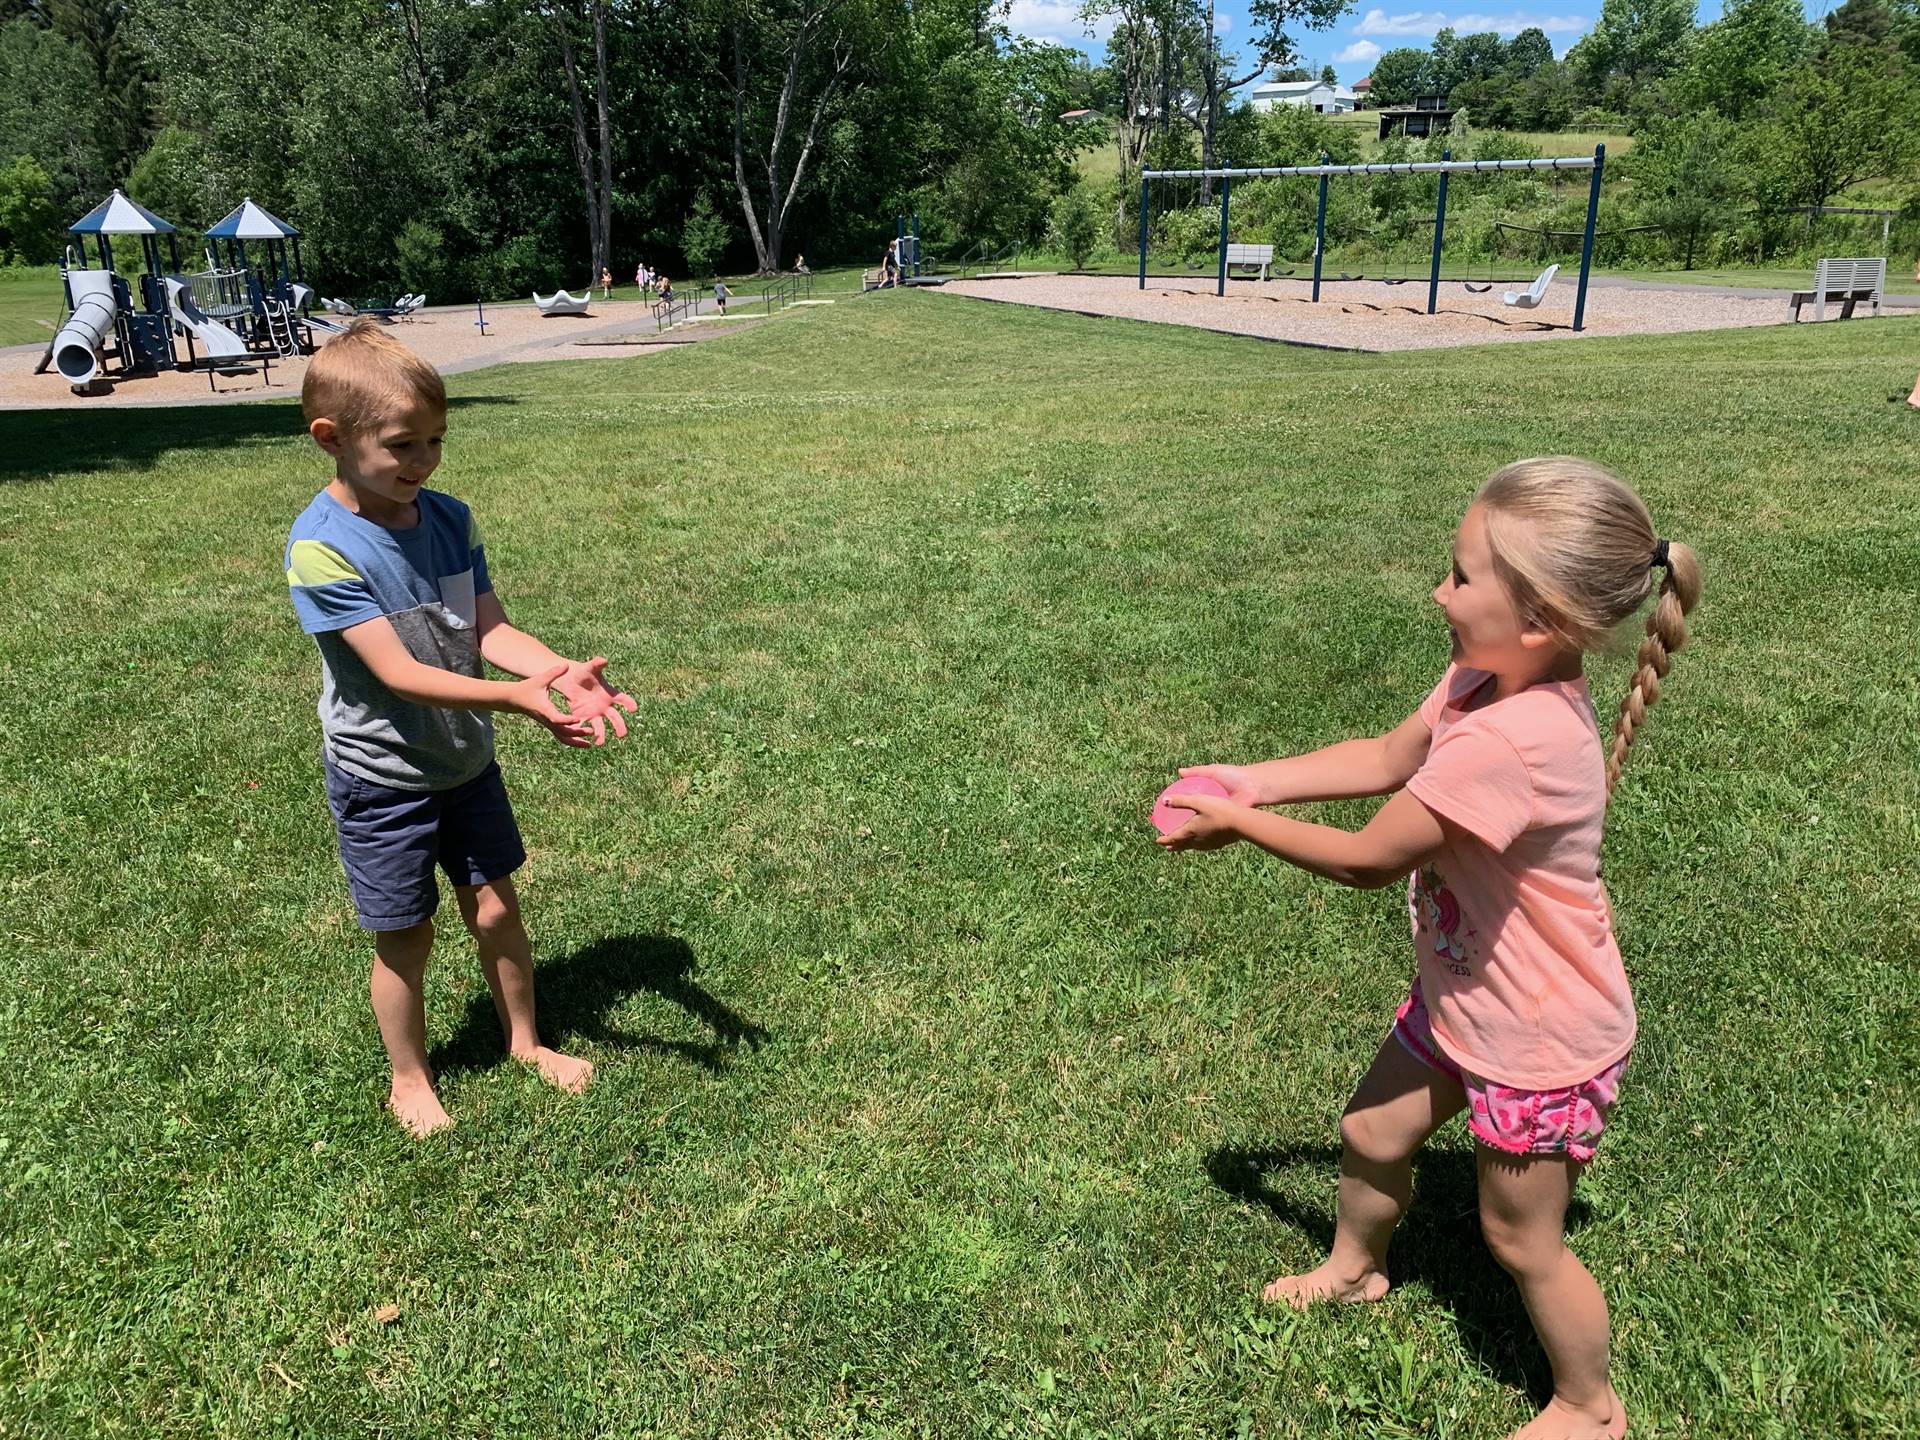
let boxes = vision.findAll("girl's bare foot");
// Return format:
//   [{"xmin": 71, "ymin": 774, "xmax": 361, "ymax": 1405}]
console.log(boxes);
[
  {"xmin": 1262, "ymin": 1259, "xmax": 1391, "ymax": 1309},
  {"xmin": 516, "ymin": 1045, "xmax": 594, "ymax": 1094},
  {"xmin": 388, "ymin": 1080, "xmax": 453, "ymax": 1138},
  {"xmin": 1505, "ymin": 1388, "xmax": 1627, "ymax": 1440}
]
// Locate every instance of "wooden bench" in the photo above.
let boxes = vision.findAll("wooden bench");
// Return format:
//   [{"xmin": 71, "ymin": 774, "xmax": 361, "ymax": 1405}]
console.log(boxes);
[
  {"xmin": 1224, "ymin": 242, "xmax": 1275, "ymax": 281},
  {"xmin": 1789, "ymin": 257, "xmax": 1884, "ymax": 322}
]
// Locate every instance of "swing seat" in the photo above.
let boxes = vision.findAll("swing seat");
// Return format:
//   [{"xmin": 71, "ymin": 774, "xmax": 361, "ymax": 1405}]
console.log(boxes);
[{"xmin": 1462, "ymin": 282, "xmax": 1493, "ymax": 294}]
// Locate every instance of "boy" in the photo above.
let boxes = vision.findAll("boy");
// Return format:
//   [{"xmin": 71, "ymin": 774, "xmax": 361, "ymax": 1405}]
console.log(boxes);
[
  {"xmin": 712, "ymin": 280, "xmax": 729, "ymax": 316},
  {"xmin": 285, "ymin": 319, "xmax": 636, "ymax": 1136}
]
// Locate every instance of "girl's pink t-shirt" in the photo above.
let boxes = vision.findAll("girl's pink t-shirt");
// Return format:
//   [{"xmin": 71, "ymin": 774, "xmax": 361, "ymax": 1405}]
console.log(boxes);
[{"xmin": 1402, "ymin": 664, "xmax": 1635, "ymax": 1089}]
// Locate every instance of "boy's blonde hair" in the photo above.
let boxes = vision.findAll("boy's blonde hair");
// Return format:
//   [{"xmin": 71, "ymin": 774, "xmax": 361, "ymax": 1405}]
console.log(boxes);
[
  {"xmin": 1474, "ymin": 457, "xmax": 1702, "ymax": 798},
  {"xmin": 301, "ymin": 317, "xmax": 446, "ymax": 434}
]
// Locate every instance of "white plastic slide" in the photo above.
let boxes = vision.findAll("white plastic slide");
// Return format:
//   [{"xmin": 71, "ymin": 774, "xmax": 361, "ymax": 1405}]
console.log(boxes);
[
  {"xmin": 52, "ymin": 270, "xmax": 119, "ymax": 384},
  {"xmin": 163, "ymin": 275, "xmax": 251, "ymax": 362}
]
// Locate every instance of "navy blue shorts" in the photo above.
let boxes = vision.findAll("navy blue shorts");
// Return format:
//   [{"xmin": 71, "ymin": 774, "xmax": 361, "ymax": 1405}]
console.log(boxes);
[{"xmin": 324, "ymin": 758, "xmax": 525, "ymax": 931}]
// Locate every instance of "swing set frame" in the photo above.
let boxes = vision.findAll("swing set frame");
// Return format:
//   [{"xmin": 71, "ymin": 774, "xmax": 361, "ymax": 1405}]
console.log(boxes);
[{"xmin": 1139, "ymin": 145, "xmax": 1607, "ymax": 332}]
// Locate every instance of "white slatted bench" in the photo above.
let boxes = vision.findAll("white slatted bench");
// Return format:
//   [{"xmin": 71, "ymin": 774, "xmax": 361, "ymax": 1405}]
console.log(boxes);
[
  {"xmin": 1790, "ymin": 257, "xmax": 1884, "ymax": 322},
  {"xmin": 1224, "ymin": 243, "xmax": 1274, "ymax": 281}
]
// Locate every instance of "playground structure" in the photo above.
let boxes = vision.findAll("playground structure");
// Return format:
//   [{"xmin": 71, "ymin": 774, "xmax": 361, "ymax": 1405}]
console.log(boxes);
[
  {"xmin": 1139, "ymin": 146, "xmax": 1608, "ymax": 332},
  {"xmin": 49, "ymin": 190, "xmax": 183, "ymax": 386},
  {"xmin": 41, "ymin": 190, "xmax": 321, "ymax": 394}
]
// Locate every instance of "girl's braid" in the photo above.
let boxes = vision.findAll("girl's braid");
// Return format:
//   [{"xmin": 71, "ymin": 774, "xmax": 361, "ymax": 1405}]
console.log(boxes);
[{"xmin": 1606, "ymin": 540, "xmax": 1700, "ymax": 799}]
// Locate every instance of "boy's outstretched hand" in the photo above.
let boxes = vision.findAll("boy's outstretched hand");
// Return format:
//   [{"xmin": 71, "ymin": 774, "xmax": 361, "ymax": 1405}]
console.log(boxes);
[
  {"xmin": 508, "ymin": 665, "xmax": 597, "ymax": 747},
  {"xmin": 554, "ymin": 656, "xmax": 637, "ymax": 745}
]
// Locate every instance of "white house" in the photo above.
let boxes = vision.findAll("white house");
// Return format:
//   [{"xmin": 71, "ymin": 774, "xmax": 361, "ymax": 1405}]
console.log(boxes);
[{"xmin": 1248, "ymin": 79, "xmax": 1356, "ymax": 114}]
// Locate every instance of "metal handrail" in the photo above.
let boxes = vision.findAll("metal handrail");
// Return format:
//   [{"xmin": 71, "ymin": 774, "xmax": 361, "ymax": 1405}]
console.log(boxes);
[
  {"xmin": 759, "ymin": 270, "xmax": 816, "ymax": 313},
  {"xmin": 653, "ymin": 284, "xmax": 708, "ymax": 332}
]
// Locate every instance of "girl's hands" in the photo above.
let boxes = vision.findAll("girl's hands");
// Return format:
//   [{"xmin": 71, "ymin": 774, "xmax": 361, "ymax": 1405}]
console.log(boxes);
[
  {"xmin": 508, "ymin": 665, "xmax": 596, "ymax": 748},
  {"xmin": 553, "ymin": 656, "xmax": 638, "ymax": 745},
  {"xmin": 1155, "ymin": 789, "xmax": 1245, "ymax": 850},
  {"xmin": 1176, "ymin": 763, "xmax": 1268, "ymax": 807}
]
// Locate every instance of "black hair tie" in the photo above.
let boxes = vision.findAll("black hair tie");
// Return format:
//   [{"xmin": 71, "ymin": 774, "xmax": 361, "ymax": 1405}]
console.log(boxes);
[{"xmin": 1650, "ymin": 538, "xmax": 1670, "ymax": 571}]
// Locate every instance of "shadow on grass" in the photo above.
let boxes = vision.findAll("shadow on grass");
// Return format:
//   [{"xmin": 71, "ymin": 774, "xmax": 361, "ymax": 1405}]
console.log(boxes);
[
  {"xmin": 432, "ymin": 930, "xmax": 768, "ymax": 1078},
  {"xmin": 0, "ymin": 394, "xmax": 517, "ymax": 482},
  {"xmin": 1207, "ymin": 1144, "xmax": 1596, "ymax": 1402}
]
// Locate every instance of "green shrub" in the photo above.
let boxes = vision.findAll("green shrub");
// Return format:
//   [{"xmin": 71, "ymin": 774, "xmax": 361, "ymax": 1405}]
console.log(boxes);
[
  {"xmin": 682, "ymin": 191, "xmax": 731, "ymax": 279},
  {"xmin": 1048, "ymin": 183, "xmax": 1104, "ymax": 270}
]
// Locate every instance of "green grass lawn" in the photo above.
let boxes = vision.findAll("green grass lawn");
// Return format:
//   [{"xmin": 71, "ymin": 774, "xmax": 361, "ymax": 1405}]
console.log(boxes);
[
  {"xmin": 0, "ymin": 265, "xmax": 65, "ymax": 347},
  {"xmin": 2, "ymin": 297, "xmax": 1917, "ymax": 1437}
]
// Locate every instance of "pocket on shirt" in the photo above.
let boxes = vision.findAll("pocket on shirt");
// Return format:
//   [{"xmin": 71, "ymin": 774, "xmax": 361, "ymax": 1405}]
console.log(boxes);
[{"xmin": 439, "ymin": 568, "xmax": 477, "ymax": 627}]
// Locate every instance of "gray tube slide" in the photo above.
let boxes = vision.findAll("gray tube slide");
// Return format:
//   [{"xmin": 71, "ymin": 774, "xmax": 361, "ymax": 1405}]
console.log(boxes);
[{"xmin": 53, "ymin": 270, "xmax": 118, "ymax": 384}]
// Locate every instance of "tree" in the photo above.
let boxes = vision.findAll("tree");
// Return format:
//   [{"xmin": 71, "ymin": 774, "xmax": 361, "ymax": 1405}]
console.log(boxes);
[
  {"xmin": 1634, "ymin": 111, "xmax": 1745, "ymax": 267},
  {"xmin": 0, "ymin": 16, "xmax": 104, "ymax": 211},
  {"xmin": 1319, "ymin": 62, "xmax": 1336, "ymax": 83},
  {"xmin": 0, "ymin": 153, "xmax": 61, "ymax": 263},
  {"xmin": 1368, "ymin": 46, "xmax": 1427, "ymax": 105},
  {"xmin": 1673, "ymin": 0, "xmax": 1806, "ymax": 120},
  {"xmin": 1756, "ymin": 37, "xmax": 1920, "ymax": 208},
  {"xmin": 44, "ymin": 1, "xmax": 152, "ymax": 185},
  {"xmin": 728, "ymin": 0, "xmax": 869, "ymax": 273},
  {"xmin": 550, "ymin": 1, "xmax": 616, "ymax": 289},
  {"xmin": 1567, "ymin": 0, "xmax": 1698, "ymax": 109},
  {"xmin": 1507, "ymin": 27, "xmax": 1555, "ymax": 76}
]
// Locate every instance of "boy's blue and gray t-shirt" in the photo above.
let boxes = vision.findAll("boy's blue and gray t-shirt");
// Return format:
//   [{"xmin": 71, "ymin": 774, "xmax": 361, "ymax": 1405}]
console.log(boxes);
[{"xmin": 286, "ymin": 487, "xmax": 494, "ymax": 792}]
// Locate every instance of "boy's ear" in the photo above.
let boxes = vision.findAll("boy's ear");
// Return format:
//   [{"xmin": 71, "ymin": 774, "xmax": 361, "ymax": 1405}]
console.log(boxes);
[{"xmin": 309, "ymin": 417, "xmax": 344, "ymax": 456}]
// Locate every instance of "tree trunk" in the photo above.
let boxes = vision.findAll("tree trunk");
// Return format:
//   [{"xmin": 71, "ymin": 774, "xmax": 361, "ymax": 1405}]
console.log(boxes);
[
  {"xmin": 592, "ymin": 1, "xmax": 614, "ymax": 277},
  {"xmin": 732, "ymin": 16, "xmax": 775, "ymax": 273},
  {"xmin": 555, "ymin": 11, "xmax": 605, "ymax": 283}
]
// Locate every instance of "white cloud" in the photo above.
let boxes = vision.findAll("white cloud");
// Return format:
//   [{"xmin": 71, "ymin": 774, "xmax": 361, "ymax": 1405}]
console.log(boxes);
[
  {"xmin": 1352, "ymin": 8, "xmax": 1587, "ymax": 37},
  {"xmin": 1004, "ymin": 0, "xmax": 1115, "ymax": 46},
  {"xmin": 1214, "ymin": 13, "xmax": 1232, "ymax": 33},
  {"xmin": 1336, "ymin": 39, "xmax": 1383, "ymax": 62}
]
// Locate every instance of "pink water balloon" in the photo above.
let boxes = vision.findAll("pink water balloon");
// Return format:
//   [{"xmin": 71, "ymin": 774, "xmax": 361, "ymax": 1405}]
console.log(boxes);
[{"xmin": 1150, "ymin": 775, "xmax": 1230, "ymax": 836}]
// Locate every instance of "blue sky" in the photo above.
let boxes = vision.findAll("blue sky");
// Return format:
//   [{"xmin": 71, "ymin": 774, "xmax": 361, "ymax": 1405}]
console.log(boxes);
[{"xmin": 1003, "ymin": 1, "xmax": 1838, "ymax": 84}]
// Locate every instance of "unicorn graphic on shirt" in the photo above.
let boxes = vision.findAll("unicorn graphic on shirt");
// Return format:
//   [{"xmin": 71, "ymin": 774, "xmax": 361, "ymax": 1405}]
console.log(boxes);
[{"xmin": 1416, "ymin": 866, "xmax": 1471, "ymax": 970}]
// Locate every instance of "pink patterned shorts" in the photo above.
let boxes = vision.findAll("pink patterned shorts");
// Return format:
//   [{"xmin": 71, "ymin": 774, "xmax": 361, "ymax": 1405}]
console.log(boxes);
[{"xmin": 1392, "ymin": 981, "xmax": 1629, "ymax": 1163}]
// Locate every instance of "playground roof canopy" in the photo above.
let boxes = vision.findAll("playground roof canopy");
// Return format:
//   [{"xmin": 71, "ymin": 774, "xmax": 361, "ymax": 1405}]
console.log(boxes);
[
  {"xmin": 208, "ymin": 198, "xmax": 300, "ymax": 240},
  {"xmin": 70, "ymin": 189, "xmax": 177, "ymax": 235}
]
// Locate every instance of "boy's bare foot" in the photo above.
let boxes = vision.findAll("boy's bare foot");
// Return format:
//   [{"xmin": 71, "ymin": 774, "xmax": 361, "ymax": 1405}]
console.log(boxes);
[
  {"xmin": 1505, "ymin": 1389, "xmax": 1627, "ymax": 1440},
  {"xmin": 1261, "ymin": 1259, "xmax": 1391, "ymax": 1309},
  {"xmin": 388, "ymin": 1080, "xmax": 453, "ymax": 1138},
  {"xmin": 515, "ymin": 1045, "xmax": 594, "ymax": 1094}
]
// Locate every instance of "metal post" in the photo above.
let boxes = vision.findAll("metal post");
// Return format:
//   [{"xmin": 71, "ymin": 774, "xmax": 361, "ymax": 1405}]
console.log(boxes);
[
  {"xmin": 1138, "ymin": 175, "xmax": 1150, "ymax": 289},
  {"xmin": 912, "ymin": 213, "xmax": 921, "ymax": 277},
  {"xmin": 1573, "ymin": 144, "xmax": 1604, "ymax": 333},
  {"xmin": 1216, "ymin": 176, "xmax": 1232, "ymax": 297},
  {"xmin": 1428, "ymin": 148, "xmax": 1450, "ymax": 316},
  {"xmin": 1312, "ymin": 154, "xmax": 1329, "ymax": 303}
]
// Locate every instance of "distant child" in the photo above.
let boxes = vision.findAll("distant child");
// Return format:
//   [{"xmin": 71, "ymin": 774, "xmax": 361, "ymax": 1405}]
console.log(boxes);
[
  {"xmin": 284, "ymin": 319, "xmax": 637, "ymax": 1137},
  {"xmin": 712, "ymin": 280, "xmax": 729, "ymax": 316},
  {"xmin": 793, "ymin": 253, "xmax": 810, "ymax": 275},
  {"xmin": 1159, "ymin": 458, "xmax": 1699, "ymax": 1440},
  {"xmin": 635, "ymin": 261, "xmax": 648, "ymax": 293},
  {"xmin": 657, "ymin": 276, "xmax": 673, "ymax": 306},
  {"xmin": 599, "ymin": 266, "xmax": 612, "ymax": 299}
]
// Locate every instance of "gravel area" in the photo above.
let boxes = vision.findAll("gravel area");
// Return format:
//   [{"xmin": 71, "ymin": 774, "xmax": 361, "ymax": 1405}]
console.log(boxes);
[
  {"xmin": 0, "ymin": 299, "xmax": 668, "ymax": 410},
  {"xmin": 937, "ymin": 273, "xmax": 1831, "ymax": 351}
]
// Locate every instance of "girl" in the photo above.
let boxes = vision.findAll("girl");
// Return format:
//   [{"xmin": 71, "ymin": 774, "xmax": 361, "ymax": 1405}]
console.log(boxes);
[{"xmin": 1160, "ymin": 458, "xmax": 1700, "ymax": 1440}]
